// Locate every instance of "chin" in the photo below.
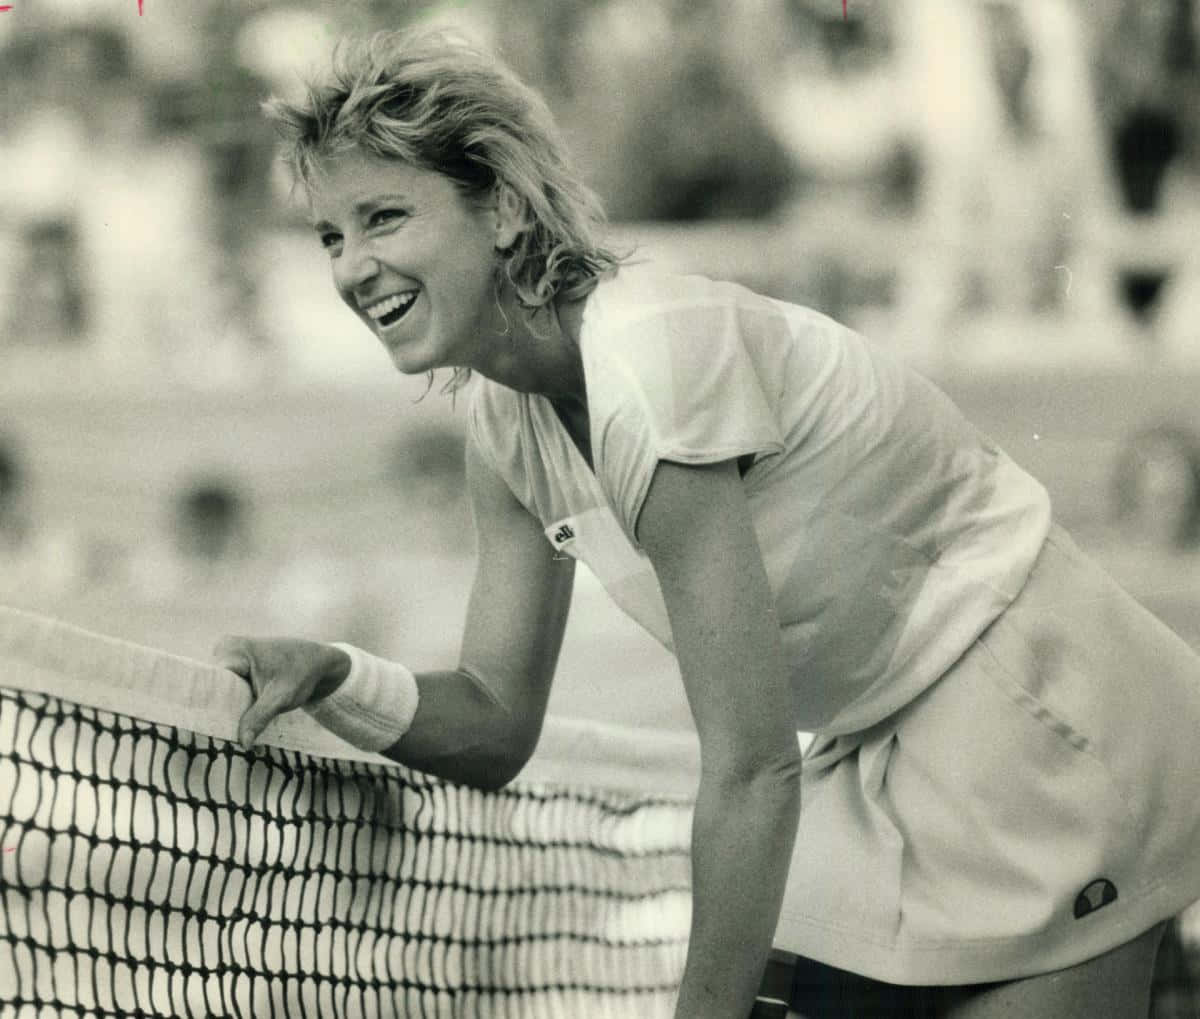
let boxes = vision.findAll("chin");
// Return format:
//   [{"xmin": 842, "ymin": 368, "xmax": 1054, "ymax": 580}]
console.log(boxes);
[
  {"xmin": 386, "ymin": 326, "xmax": 474, "ymax": 378},
  {"xmin": 387, "ymin": 349, "xmax": 433, "ymax": 376},
  {"xmin": 384, "ymin": 339, "xmax": 448, "ymax": 377}
]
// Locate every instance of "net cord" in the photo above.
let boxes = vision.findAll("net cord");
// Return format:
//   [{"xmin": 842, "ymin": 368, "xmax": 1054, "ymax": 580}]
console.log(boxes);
[{"xmin": 0, "ymin": 605, "xmax": 700, "ymax": 795}]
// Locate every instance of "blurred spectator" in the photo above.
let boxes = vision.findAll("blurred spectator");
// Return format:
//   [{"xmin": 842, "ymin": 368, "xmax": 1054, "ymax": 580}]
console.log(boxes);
[
  {"xmin": 1092, "ymin": 0, "xmax": 1198, "ymax": 169},
  {"xmin": 176, "ymin": 481, "xmax": 251, "ymax": 566},
  {"xmin": 723, "ymin": 0, "xmax": 1118, "ymax": 346},
  {"xmin": 1111, "ymin": 427, "xmax": 1200, "ymax": 552},
  {"xmin": 1109, "ymin": 105, "xmax": 1183, "ymax": 323},
  {"xmin": 0, "ymin": 30, "xmax": 91, "ymax": 363},
  {"xmin": 724, "ymin": 0, "xmax": 918, "ymax": 321},
  {"xmin": 622, "ymin": 57, "xmax": 795, "ymax": 221},
  {"xmin": 728, "ymin": 0, "xmax": 907, "ymax": 193},
  {"xmin": 881, "ymin": 0, "xmax": 1120, "ymax": 359},
  {"xmin": 0, "ymin": 14, "xmax": 281, "ymax": 390},
  {"xmin": 128, "ymin": 477, "xmax": 253, "ymax": 599},
  {"xmin": 553, "ymin": 0, "xmax": 794, "ymax": 222},
  {"xmin": 4, "ymin": 217, "xmax": 88, "ymax": 347},
  {"xmin": 0, "ymin": 441, "xmax": 27, "ymax": 553},
  {"xmin": 0, "ymin": 437, "xmax": 83, "ymax": 602},
  {"xmin": 1113, "ymin": 109, "xmax": 1183, "ymax": 216},
  {"xmin": 1091, "ymin": 0, "xmax": 1200, "ymax": 338},
  {"xmin": 195, "ymin": 40, "xmax": 281, "ymax": 381},
  {"xmin": 956, "ymin": 0, "xmax": 1091, "ymax": 316},
  {"xmin": 79, "ymin": 50, "xmax": 267, "ymax": 387}
]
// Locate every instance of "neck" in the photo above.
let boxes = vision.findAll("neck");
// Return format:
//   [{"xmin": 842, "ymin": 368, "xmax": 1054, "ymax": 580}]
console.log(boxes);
[{"xmin": 471, "ymin": 287, "xmax": 588, "ymax": 404}]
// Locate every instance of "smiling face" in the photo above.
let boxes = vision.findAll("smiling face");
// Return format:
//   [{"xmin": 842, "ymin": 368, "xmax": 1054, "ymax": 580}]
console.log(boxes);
[{"xmin": 309, "ymin": 148, "xmax": 520, "ymax": 375}]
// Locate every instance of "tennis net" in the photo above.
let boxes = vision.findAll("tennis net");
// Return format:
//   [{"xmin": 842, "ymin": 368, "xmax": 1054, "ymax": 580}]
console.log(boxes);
[{"xmin": 0, "ymin": 605, "xmax": 699, "ymax": 1018}]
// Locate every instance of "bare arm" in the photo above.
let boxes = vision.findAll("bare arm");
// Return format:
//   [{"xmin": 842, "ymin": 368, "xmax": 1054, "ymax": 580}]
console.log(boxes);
[
  {"xmin": 228, "ymin": 434, "xmax": 573, "ymax": 791},
  {"xmin": 383, "ymin": 434, "xmax": 575, "ymax": 786},
  {"xmin": 636, "ymin": 458, "xmax": 804, "ymax": 1019}
]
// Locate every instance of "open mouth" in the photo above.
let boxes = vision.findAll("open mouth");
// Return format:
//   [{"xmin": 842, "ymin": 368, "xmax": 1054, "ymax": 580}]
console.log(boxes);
[{"xmin": 366, "ymin": 291, "xmax": 418, "ymax": 329}]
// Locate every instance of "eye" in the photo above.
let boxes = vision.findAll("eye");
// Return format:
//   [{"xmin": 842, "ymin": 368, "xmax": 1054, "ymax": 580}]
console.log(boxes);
[{"xmin": 368, "ymin": 208, "xmax": 407, "ymax": 228}]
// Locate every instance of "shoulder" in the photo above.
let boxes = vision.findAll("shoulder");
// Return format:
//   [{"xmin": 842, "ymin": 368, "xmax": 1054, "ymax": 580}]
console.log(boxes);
[
  {"xmin": 466, "ymin": 374, "xmax": 523, "ymax": 451},
  {"xmin": 463, "ymin": 374, "xmax": 544, "ymax": 514},
  {"xmin": 578, "ymin": 264, "xmax": 793, "ymax": 541},
  {"xmin": 580, "ymin": 264, "xmax": 742, "ymax": 403},
  {"xmin": 582, "ymin": 261, "xmax": 765, "ymax": 335},
  {"xmin": 465, "ymin": 376, "xmax": 521, "ymax": 480},
  {"xmin": 580, "ymin": 262, "xmax": 797, "ymax": 420},
  {"xmin": 579, "ymin": 261, "xmax": 834, "ymax": 382}
]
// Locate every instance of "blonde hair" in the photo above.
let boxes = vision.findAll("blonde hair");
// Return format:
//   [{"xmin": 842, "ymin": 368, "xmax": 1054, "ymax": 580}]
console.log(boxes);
[{"xmin": 265, "ymin": 29, "xmax": 622, "ymax": 362}]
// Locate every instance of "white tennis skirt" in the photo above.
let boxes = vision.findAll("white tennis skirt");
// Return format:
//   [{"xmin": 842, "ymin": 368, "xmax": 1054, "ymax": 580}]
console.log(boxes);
[{"xmin": 773, "ymin": 523, "xmax": 1200, "ymax": 986}]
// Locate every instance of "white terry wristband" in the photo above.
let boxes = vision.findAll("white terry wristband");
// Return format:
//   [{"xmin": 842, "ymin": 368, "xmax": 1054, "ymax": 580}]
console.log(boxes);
[{"xmin": 304, "ymin": 643, "xmax": 420, "ymax": 753}]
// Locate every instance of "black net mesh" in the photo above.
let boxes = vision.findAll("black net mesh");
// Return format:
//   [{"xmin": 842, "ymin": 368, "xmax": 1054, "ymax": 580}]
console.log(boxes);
[{"xmin": 0, "ymin": 686, "xmax": 693, "ymax": 1018}]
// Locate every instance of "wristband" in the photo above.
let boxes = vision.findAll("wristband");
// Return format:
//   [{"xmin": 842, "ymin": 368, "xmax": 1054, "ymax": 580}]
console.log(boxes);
[{"xmin": 304, "ymin": 643, "xmax": 420, "ymax": 753}]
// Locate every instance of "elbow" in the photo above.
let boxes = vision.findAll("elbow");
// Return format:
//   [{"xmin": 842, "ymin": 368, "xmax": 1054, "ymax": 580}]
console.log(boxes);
[
  {"xmin": 472, "ymin": 761, "xmax": 525, "ymax": 793},
  {"xmin": 462, "ymin": 718, "xmax": 541, "ymax": 793},
  {"xmin": 767, "ymin": 747, "xmax": 805, "ymax": 783},
  {"xmin": 756, "ymin": 751, "xmax": 805, "ymax": 794},
  {"xmin": 703, "ymin": 746, "xmax": 804, "ymax": 797},
  {"xmin": 491, "ymin": 724, "xmax": 541, "ymax": 790},
  {"xmin": 693, "ymin": 748, "xmax": 804, "ymax": 840},
  {"xmin": 429, "ymin": 745, "xmax": 527, "ymax": 794},
  {"xmin": 467, "ymin": 744, "xmax": 529, "ymax": 792},
  {"xmin": 426, "ymin": 666, "xmax": 538, "ymax": 792}
]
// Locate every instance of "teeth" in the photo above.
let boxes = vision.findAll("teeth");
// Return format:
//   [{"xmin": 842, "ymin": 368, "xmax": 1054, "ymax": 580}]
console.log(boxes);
[{"xmin": 365, "ymin": 292, "xmax": 417, "ymax": 320}]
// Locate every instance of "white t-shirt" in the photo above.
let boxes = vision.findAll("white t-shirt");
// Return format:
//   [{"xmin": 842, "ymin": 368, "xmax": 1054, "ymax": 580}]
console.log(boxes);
[{"xmin": 468, "ymin": 263, "xmax": 1051, "ymax": 735}]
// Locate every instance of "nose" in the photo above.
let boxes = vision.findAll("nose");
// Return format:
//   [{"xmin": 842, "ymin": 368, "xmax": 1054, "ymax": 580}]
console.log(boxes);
[{"xmin": 333, "ymin": 238, "xmax": 380, "ymax": 299}]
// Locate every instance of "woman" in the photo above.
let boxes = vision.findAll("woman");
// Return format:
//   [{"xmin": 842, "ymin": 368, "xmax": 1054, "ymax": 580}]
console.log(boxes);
[{"xmin": 218, "ymin": 28, "xmax": 1200, "ymax": 1018}]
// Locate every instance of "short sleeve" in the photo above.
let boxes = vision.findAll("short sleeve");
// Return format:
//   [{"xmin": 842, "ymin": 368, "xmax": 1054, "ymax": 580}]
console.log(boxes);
[
  {"xmin": 584, "ymin": 288, "xmax": 788, "ymax": 543},
  {"xmin": 466, "ymin": 378, "xmax": 537, "ymax": 513}
]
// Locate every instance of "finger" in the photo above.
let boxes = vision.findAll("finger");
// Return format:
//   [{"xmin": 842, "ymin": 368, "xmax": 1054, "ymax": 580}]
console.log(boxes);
[{"xmin": 237, "ymin": 678, "xmax": 295, "ymax": 749}]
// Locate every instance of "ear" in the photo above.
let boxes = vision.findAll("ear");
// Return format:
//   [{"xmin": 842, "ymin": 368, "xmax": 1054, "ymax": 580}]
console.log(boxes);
[{"xmin": 492, "ymin": 181, "xmax": 528, "ymax": 251}]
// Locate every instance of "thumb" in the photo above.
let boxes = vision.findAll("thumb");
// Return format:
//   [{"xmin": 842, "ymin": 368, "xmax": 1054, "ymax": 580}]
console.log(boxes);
[{"xmin": 237, "ymin": 677, "xmax": 294, "ymax": 750}]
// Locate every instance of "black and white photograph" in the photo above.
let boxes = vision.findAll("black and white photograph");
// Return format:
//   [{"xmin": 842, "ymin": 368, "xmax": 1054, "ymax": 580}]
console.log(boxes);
[{"xmin": 2, "ymin": 1, "xmax": 1200, "ymax": 1015}]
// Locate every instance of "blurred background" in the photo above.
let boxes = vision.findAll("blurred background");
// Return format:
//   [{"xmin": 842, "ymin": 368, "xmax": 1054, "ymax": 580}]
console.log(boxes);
[{"xmin": 2, "ymin": 0, "xmax": 1200, "ymax": 987}]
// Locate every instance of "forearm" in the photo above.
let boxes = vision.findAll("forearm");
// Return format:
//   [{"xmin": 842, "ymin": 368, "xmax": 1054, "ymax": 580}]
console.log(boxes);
[
  {"xmin": 675, "ymin": 759, "xmax": 803, "ymax": 1018},
  {"xmin": 318, "ymin": 646, "xmax": 523, "ymax": 790},
  {"xmin": 384, "ymin": 666, "xmax": 524, "ymax": 789}
]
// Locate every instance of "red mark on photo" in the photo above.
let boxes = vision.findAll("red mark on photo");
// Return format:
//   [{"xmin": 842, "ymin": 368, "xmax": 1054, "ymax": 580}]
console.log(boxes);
[{"xmin": 843, "ymin": 0, "xmax": 848, "ymax": 17}]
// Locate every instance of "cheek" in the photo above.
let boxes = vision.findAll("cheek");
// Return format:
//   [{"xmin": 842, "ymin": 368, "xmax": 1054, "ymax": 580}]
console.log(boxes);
[
  {"xmin": 326, "ymin": 259, "xmax": 354, "ymax": 304},
  {"xmin": 337, "ymin": 286, "xmax": 365, "ymax": 323},
  {"xmin": 451, "ymin": 207, "xmax": 503, "ymax": 283},
  {"xmin": 438, "ymin": 242, "xmax": 500, "ymax": 311}
]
